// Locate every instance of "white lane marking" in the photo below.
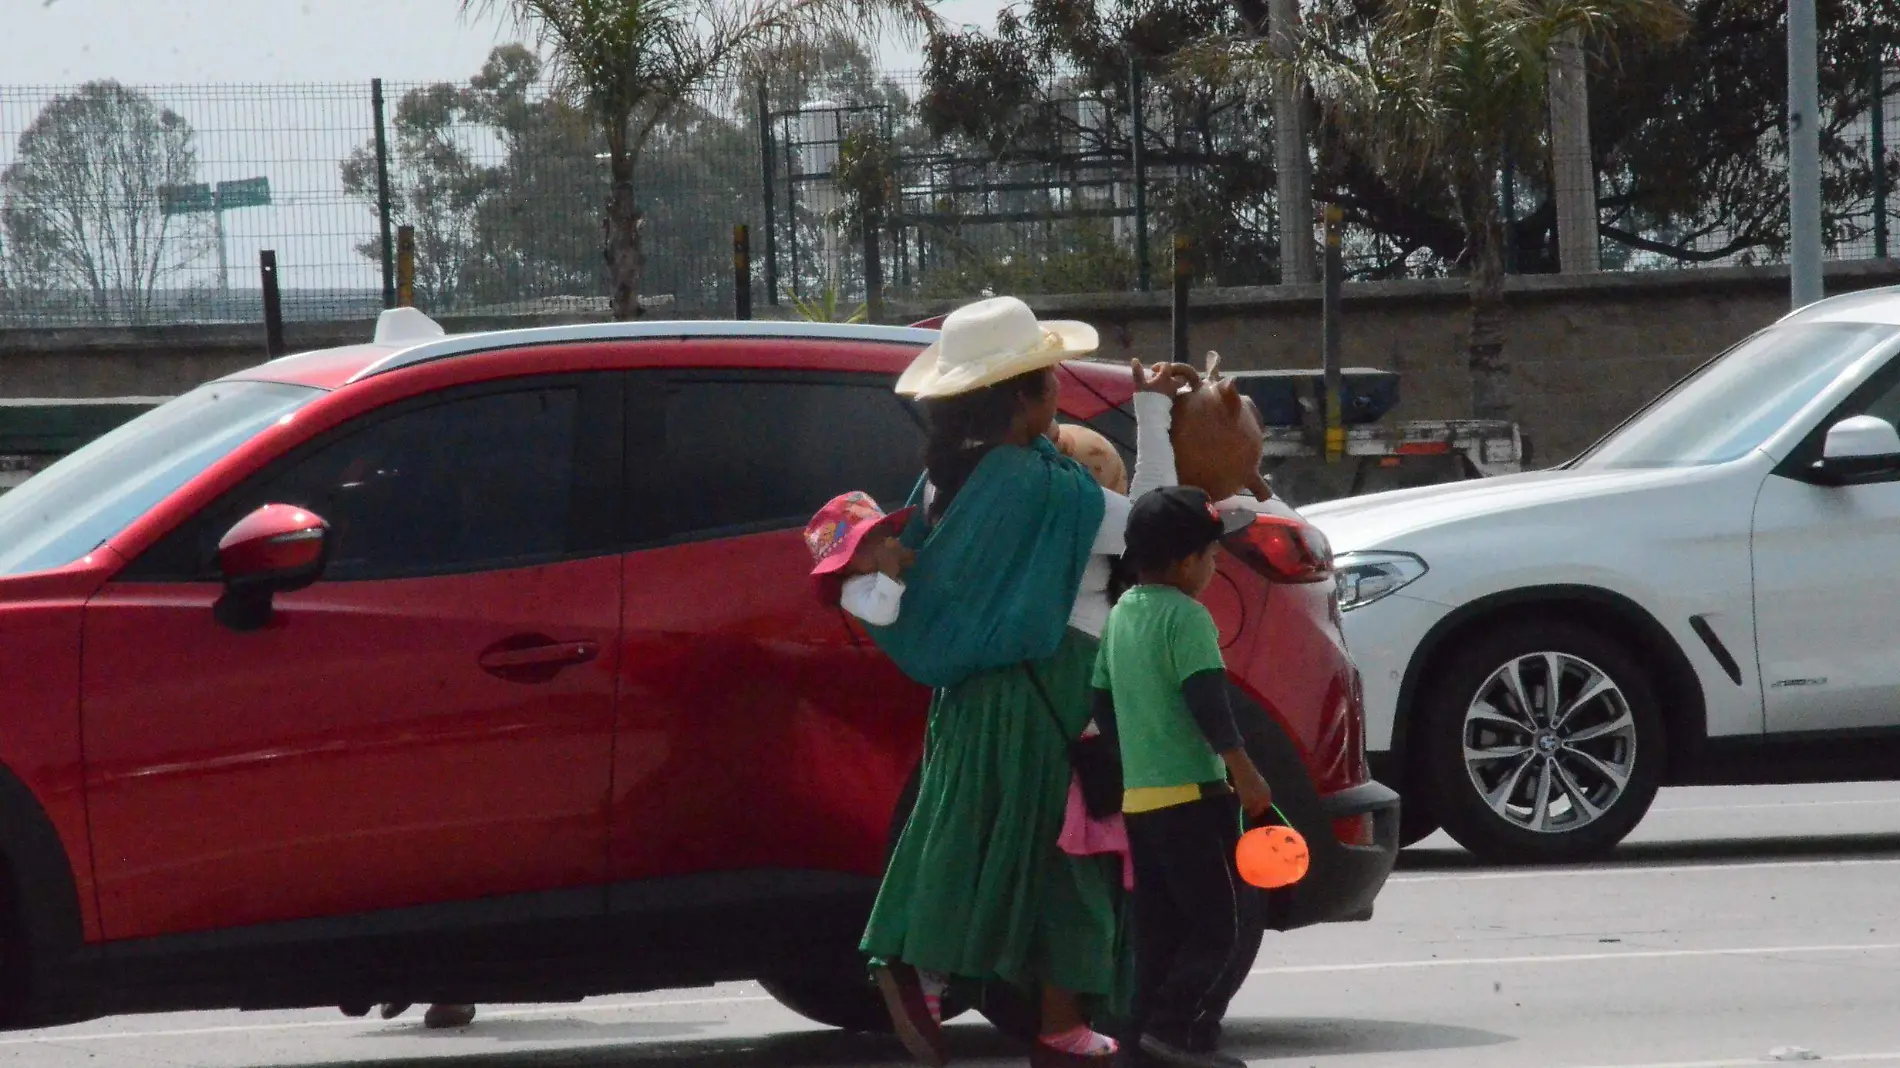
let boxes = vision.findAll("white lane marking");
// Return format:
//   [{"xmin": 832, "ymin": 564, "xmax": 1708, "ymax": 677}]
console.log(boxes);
[
  {"xmin": 1250, "ymin": 941, "xmax": 1900, "ymax": 977},
  {"xmin": 1651, "ymin": 797, "xmax": 1900, "ymax": 814},
  {"xmin": 0, "ymin": 994, "xmax": 776, "ymax": 1046},
  {"xmin": 1538, "ymin": 1053, "xmax": 1900, "ymax": 1068},
  {"xmin": 1393, "ymin": 856, "xmax": 1900, "ymax": 884}
]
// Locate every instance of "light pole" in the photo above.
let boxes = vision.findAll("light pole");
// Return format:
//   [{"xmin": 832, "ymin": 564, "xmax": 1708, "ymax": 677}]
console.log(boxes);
[{"xmin": 1788, "ymin": 0, "xmax": 1824, "ymax": 308}]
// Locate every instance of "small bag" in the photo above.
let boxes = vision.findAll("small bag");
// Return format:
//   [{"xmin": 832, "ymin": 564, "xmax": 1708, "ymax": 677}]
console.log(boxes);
[{"xmin": 1023, "ymin": 663, "xmax": 1123, "ymax": 818}]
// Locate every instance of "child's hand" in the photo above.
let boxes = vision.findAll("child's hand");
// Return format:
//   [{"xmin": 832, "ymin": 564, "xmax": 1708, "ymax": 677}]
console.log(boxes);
[
  {"xmin": 870, "ymin": 537, "xmax": 914, "ymax": 580},
  {"xmin": 1222, "ymin": 750, "xmax": 1275, "ymax": 822},
  {"xmin": 1235, "ymin": 769, "xmax": 1274, "ymax": 824},
  {"xmin": 1132, "ymin": 359, "xmax": 1199, "ymax": 397}
]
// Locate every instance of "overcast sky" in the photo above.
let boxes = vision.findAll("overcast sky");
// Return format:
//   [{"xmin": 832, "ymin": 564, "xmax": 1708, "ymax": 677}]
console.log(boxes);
[{"xmin": 8, "ymin": 0, "xmax": 997, "ymax": 84}]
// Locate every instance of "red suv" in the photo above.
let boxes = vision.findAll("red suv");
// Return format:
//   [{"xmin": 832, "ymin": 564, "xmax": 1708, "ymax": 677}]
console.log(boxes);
[{"xmin": 0, "ymin": 314, "xmax": 1395, "ymax": 1032}]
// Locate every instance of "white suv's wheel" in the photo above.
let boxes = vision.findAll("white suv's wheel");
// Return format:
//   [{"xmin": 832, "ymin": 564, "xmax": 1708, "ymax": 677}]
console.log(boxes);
[{"xmin": 1421, "ymin": 619, "xmax": 1666, "ymax": 863}]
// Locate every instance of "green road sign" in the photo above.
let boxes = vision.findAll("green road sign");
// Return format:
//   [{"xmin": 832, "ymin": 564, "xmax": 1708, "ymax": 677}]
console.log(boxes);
[
  {"xmin": 159, "ymin": 183, "xmax": 214, "ymax": 216},
  {"xmin": 216, "ymin": 176, "xmax": 271, "ymax": 210},
  {"xmin": 158, "ymin": 177, "xmax": 270, "ymax": 215}
]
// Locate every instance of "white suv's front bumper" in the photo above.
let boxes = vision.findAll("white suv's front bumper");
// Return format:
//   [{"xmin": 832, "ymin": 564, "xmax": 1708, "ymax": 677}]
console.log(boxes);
[{"xmin": 1340, "ymin": 592, "xmax": 1454, "ymax": 753}]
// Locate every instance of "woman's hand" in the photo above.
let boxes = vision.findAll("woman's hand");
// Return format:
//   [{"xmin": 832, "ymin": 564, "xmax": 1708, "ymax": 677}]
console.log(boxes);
[{"xmin": 1131, "ymin": 359, "xmax": 1199, "ymax": 397}]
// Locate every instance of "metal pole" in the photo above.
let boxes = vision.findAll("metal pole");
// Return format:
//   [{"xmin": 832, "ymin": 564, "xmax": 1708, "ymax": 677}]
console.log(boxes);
[
  {"xmin": 1789, "ymin": 0, "xmax": 1825, "ymax": 307},
  {"xmin": 785, "ymin": 114, "xmax": 800, "ymax": 302},
  {"xmin": 396, "ymin": 225, "xmax": 416, "ymax": 309},
  {"xmin": 1171, "ymin": 234, "xmax": 1190, "ymax": 361},
  {"xmin": 1874, "ymin": 45, "xmax": 1889, "ymax": 259},
  {"xmin": 758, "ymin": 84, "xmax": 779, "ymax": 305},
  {"xmin": 1131, "ymin": 58, "xmax": 1151, "ymax": 292},
  {"xmin": 734, "ymin": 224, "xmax": 752, "ymax": 320},
  {"xmin": 214, "ymin": 205, "xmax": 229, "ymax": 294},
  {"xmin": 1501, "ymin": 154, "xmax": 1517, "ymax": 275},
  {"xmin": 373, "ymin": 78, "xmax": 396, "ymax": 309},
  {"xmin": 1322, "ymin": 205, "xmax": 1344, "ymax": 465},
  {"xmin": 260, "ymin": 250, "xmax": 285, "ymax": 358},
  {"xmin": 862, "ymin": 213, "xmax": 883, "ymax": 324}
]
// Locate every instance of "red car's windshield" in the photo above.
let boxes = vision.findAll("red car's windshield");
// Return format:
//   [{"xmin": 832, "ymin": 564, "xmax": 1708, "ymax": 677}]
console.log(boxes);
[{"xmin": 0, "ymin": 381, "xmax": 319, "ymax": 577}]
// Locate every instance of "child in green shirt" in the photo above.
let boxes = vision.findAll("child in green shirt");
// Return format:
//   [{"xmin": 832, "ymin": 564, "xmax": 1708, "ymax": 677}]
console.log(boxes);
[{"xmin": 1091, "ymin": 486, "xmax": 1274, "ymax": 1068}]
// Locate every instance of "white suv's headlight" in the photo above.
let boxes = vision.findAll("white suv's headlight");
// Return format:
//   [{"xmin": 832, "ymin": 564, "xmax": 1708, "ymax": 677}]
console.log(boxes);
[{"xmin": 1333, "ymin": 551, "xmax": 1428, "ymax": 612}]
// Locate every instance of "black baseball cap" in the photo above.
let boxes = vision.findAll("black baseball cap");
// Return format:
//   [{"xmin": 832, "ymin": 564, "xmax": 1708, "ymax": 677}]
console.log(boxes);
[{"xmin": 1125, "ymin": 486, "xmax": 1254, "ymax": 570}]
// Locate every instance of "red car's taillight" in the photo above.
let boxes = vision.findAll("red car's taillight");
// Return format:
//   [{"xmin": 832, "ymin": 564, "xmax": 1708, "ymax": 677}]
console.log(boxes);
[{"xmin": 1224, "ymin": 514, "xmax": 1333, "ymax": 584}]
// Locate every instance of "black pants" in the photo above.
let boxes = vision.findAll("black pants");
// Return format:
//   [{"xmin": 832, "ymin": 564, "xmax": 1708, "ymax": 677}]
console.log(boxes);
[{"xmin": 1125, "ymin": 793, "xmax": 1264, "ymax": 1052}]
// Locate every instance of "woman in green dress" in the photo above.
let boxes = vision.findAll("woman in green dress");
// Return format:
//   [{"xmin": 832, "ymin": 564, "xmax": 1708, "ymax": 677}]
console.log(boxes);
[{"xmin": 861, "ymin": 296, "xmax": 1183, "ymax": 1068}]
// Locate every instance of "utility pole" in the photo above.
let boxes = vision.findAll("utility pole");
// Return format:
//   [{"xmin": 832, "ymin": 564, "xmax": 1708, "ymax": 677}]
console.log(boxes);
[
  {"xmin": 1269, "ymin": 0, "xmax": 1317, "ymax": 283},
  {"xmin": 1548, "ymin": 28, "xmax": 1599, "ymax": 273},
  {"xmin": 1788, "ymin": 0, "xmax": 1825, "ymax": 308}
]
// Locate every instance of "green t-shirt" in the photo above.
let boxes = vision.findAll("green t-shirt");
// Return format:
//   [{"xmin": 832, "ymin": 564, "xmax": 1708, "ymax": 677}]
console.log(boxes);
[{"xmin": 1092, "ymin": 584, "xmax": 1228, "ymax": 790}]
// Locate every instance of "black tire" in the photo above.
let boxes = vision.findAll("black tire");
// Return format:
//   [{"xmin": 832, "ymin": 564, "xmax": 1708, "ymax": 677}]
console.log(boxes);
[
  {"xmin": 1397, "ymin": 802, "xmax": 1441, "ymax": 848},
  {"xmin": 1421, "ymin": 618, "xmax": 1665, "ymax": 864},
  {"xmin": 763, "ymin": 766, "xmax": 979, "ymax": 1033},
  {"xmin": 761, "ymin": 975, "xmax": 898, "ymax": 1033}
]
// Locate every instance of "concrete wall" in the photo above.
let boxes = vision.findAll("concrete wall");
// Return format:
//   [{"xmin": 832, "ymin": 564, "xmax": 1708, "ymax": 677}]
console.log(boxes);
[
  {"xmin": 6, "ymin": 261, "xmax": 1900, "ymax": 462},
  {"xmin": 1022, "ymin": 260, "xmax": 1900, "ymax": 461}
]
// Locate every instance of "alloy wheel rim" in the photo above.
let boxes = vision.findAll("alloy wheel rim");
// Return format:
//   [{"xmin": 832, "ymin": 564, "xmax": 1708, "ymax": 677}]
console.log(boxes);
[{"xmin": 1461, "ymin": 651, "xmax": 1637, "ymax": 834}]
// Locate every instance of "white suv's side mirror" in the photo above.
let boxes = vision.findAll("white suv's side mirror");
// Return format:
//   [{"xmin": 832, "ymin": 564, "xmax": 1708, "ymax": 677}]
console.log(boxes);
[{"xmin": 1813, "ymin": 415, "xmax": 1900, "ymax": 485}]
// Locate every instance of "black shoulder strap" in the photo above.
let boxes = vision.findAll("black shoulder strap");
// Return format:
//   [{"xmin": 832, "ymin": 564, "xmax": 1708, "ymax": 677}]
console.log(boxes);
[{"xmin": 1021, "ymin": 662, "xmax": 1076, "ymax": 744}]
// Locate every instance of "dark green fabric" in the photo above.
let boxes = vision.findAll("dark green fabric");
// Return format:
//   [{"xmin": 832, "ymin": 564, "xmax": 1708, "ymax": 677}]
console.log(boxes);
[
  {"xmin": 866, "ymin": 438, "xmax": 1105, "ymax": 689},
  {"xmin": 862, "ymin": 630, "xmax": 1127, "ymax": 1000}
]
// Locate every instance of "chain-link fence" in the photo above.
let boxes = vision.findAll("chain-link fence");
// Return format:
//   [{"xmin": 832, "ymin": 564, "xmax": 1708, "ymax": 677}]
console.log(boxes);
[{"xmin": 1, "ymin": 49, "xmax": 1897, "ymax": 329}]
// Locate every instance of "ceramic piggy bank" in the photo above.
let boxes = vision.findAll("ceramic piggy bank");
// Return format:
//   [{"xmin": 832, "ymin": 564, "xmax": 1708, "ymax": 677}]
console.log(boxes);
[
  {"xmin": 1171, "ymin": 352, "xmax": 1270, "ymax": 502},
  {"xmin": 1054, "ymin": 423, "xmax": 1129, "ymax": 495}
]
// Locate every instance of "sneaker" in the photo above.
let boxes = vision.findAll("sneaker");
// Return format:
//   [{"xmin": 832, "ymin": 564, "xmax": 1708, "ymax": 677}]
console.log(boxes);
[
  {"xmin": 423, "ymin": 1004, "xmax": 477, "ymax": 1029},
  {"xmin": 378, "ymin": 1003, "xmax": 412, "ymax": 1020},
  {"xmin": 1137, "ymin": 1034, "xmax": 1246, "ymax": 1068},
  {"xmin": 873, "ymin": 963, "xmax": 948, "ymax": 1067}
]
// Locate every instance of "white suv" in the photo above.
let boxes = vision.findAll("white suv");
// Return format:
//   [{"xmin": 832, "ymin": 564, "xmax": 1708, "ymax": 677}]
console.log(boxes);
[{"xmin": 1306, "ymin": 286, "xmax": 1900, "ymax": 863}]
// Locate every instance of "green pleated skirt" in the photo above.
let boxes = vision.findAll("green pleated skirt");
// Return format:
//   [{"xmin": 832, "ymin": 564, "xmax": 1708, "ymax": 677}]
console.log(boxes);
[{"xmin": 862, "ymin": 628, "xmax": 1127, "ymax": 1000}]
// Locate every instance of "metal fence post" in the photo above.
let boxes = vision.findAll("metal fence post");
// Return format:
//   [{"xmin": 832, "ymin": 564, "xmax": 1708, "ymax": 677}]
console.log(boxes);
[
  {"xmin": 734, "ymin": 224, "xmax": 752, "ymax": 320},
  {"xmin": 758, "ymin": 84, "xmax": 780, "ymax": 305},
  {"xmin": 785, "ymin": 112, "xmax": 801, "ymax": 302},
  {"xmin": 396, "ymin": 225, "xmax": 416, "ymax": 309},
  {"xmin": 1171, "ymin": 234, "xmax": 1190, "ymax": 361},
  {"xmin": 1875, "ymin": 45, "xmax": 1889, "ymax": 259},
  {"xmin": 863, "ymin": 215, "xmax": 884, "ymax": 324},
  {"xmin": 1501, "ymin": 153, "xmax": 1517, "ymax": 274},
  {"xmin": 1322, "ymin": 206, "xmax": 1344, "ymax": 465},
  {"xmin": 372, "ymin": 79, "xmax": 396, "ymax": 309},
  {"xmin": 1131, "ymin": 58, "xmax": 1152, "ymax": 292},
  {"xmin": 260, "ymin": 250, "xmax": 286, "ymax": 358}
]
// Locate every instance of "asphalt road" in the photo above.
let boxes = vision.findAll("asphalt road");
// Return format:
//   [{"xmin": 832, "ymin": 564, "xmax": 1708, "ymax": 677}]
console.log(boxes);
[{"xmin": 9, "ymin": 782, "xmax": 1900, "ymax": 1068}]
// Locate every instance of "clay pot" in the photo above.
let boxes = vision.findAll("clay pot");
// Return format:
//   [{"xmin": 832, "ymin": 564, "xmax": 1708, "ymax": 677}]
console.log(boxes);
[{"xmin": 1171, "ymin": 354, "xmax": 1268, "ymax": 501}]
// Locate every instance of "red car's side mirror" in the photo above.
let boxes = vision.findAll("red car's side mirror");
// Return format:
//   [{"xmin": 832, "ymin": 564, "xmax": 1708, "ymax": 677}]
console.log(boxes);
[{"xmin": 214, "ymin": 504, "xmax": 331, "ymax": 632}]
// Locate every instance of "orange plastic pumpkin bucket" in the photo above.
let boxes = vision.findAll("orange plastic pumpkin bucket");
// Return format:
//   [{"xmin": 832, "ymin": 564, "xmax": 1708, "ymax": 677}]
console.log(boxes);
[{"xmin": 1235, "ymin": 816, "xmax": 1309, "ymax": 890}]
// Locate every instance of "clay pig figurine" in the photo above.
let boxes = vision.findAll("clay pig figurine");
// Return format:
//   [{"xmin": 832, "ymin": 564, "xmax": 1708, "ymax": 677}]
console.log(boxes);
[
  {"xmin": 1053, "ymin": 423, "xmax": 1129, "ymax": 495},
  {"xmin": 1171, "ymin": 352, "xmax": 1271, "ymax": 502}
]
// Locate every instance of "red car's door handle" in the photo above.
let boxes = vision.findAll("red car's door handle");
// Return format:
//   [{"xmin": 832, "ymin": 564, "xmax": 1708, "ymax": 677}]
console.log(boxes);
[{"xmin": 479, "ymin": 638, "xmax": 599, "ymax": 682}]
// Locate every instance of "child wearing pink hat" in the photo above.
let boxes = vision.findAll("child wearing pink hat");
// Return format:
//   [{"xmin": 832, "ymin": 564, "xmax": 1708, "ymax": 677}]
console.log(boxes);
[{"xmin": 806, "ymin": 492, "xmax": 916, "ymax": 625}]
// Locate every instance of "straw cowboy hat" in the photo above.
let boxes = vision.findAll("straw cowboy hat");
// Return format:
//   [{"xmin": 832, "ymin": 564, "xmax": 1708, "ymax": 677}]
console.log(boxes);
[{"xmin": 896, "ymin": 296, "xmax": 1098, "ymax": 399}]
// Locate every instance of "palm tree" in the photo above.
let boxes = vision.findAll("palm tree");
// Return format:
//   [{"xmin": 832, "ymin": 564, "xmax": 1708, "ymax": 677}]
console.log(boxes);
[
  {"xmin": 1282, "ymin": 0, "xmax": 1684, "ymax": 421},
  {"xmin": 464, "ymin": 0, "xmax": 936, "ymax": 320}
]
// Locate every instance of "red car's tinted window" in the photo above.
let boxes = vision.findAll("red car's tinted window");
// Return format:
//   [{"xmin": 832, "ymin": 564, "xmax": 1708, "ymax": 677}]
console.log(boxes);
[
  {"xmin": 126, "ymin": 376, "xmax": 621, "ymax": 582},
  {"xmin": 249, "ymin": 388, "xmax": 580, "ymax": 579},
  {"xmin": 633, "ymin": 372, "xmax": 923, "ymax": 545}
]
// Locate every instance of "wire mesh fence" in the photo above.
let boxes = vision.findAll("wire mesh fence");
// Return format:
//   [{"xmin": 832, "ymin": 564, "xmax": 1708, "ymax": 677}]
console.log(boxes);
[{"xmin": 1, "ymin": 49, "xmax": 1897, "ymax": 330}]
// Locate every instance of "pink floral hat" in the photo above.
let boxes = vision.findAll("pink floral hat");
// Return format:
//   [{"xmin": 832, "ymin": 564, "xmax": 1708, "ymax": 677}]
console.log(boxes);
[{"xmin": 805, "ymin": 491, "xmax": 915, "ymax": 582}]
